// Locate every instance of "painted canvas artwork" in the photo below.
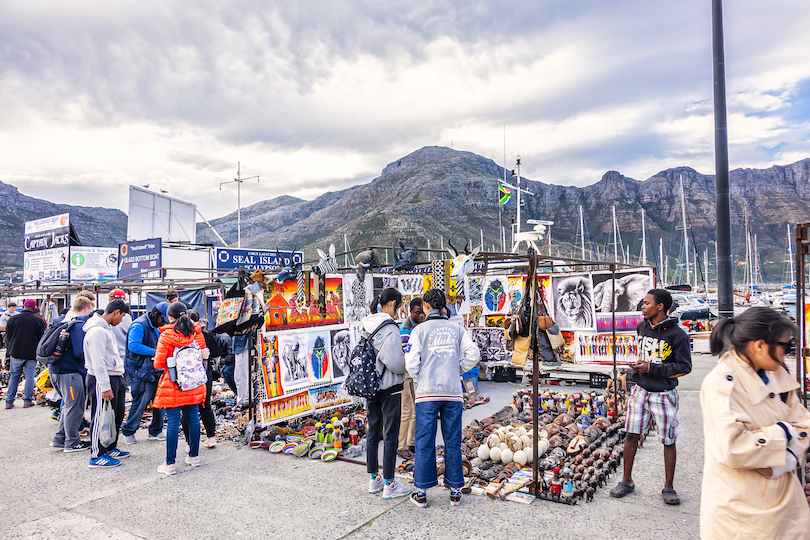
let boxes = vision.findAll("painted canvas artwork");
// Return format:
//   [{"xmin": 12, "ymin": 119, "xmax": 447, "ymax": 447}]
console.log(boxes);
[
  {"xmin": 343, "ymin": 274, "xmax": 372, "ymax": 323},
  {"xmin": 308, "ymin": 331, "xmax": 331, "ymax": 384},
  {"xmin": 264, "ymin": 275, "xmax": 343, "ymax": 330},
  {"xmin": 468, "ymin": 276, "xmax": 484, "ymax": 302},
  {"xmin": 329, "ymin": 327, "xmax": 353, "ymax": 382},
  {"xmin": 482, "ymin": 277, "xmax": 508, "ymax": 315},
  {"xmin": 551, "ymin": 273, "xmax": 597, "ymax": 331},
  {"xmin": 309, "ymin": 382, "xmax": 352, "ymax": 410},
  {"xmin": 507, "ymin": 276, "xmax": 525, "ymax": 313},
  {"xmin": 468, "ymin": 305, "xmax": 484, "ymax": 328},
  {"xmin": 596, "ymin": 312, "xmax": 645, "ymax": 332},
  {"xmin": 261, "ymin": 391, "xmax": 313, "ymax": 426},
  {"xmin": 471, "ymin": 328, "xmax": 508, "ymax": 363},
  {"xmin": 591, "ymin": 269, "xmax": 652, "ymax": 313},
  {"xmin": 260, "ymin": 333, "xmax": 283, "ymax": 398},
  {"xmin": 575, "ymin": 332, "xmax": 638, "ymax": 365},
  {"xmin": 398, "ymin": 275, "xmax": 424, "ymax": 295},
  {"xmin": 277, "ymin": 332, "xmax": 310, "ymax": 393}
]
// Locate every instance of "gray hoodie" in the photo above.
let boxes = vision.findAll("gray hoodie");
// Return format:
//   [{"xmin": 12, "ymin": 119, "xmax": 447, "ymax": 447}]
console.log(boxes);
[
  {"xmin": 405, "ymin": 310, "xmax": 480, "ymax": 403},
  {"xmin": 83, "ymin": 314, "xmax": 125, "ymax": 392},
  {"xmin": 359, "ymin": 312, "xmax": 406, "ymax": 394}
]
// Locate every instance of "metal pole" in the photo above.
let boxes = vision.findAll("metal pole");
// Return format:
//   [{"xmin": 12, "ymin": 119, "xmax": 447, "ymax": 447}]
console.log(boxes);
[
  {"xmin": 529, "ymin": 249, "xmax": 540, "ymax": 495},
  {"xmin": 237, "ymin": 162, "xmax": 241, "ymax": 248},
  {"xmin": 796, "ymin": 225, "xmax": 808, "ymax": 408},
  {"xmin": 611, "ymin": 263, "xmax": 618, "ymax": 418},
  {"xmin": 713, "ymin": 0, "xmax": 734, "ymax": 319},
  {"xmin": 516, "ymin": 155, "xmax": 522, "ymax": 235}
]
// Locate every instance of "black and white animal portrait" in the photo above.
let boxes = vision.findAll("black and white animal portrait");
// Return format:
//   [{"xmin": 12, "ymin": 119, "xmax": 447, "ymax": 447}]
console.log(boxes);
[
  {"xmin": 552, "ymin": 274, "xmax": 596, "ymax": 330},
  {"xmin": 279, "ymin": 333, "xmax": 308, "ymax": 387},
  {"xmin": 330, "ymin": 328, "xmax": 352, "ymax": 381},
  {"xmin": 470, "ymin": 328, "xmax": 507, "ymax": 363},
  {"xmin": 592, "ymin": 271, "xmax": 651, "ymax": 313}
]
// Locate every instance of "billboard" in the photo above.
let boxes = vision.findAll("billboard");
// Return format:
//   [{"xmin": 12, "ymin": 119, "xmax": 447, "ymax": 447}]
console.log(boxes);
[
  {"xmin": 24, "ymin": 247, "xmax": 69, "ymax": 283},
  {"xmin": 70, "ymin": 247, "xmax": 118, "ymax": 282},
  {"xmin": 127, "ymin": 186, "xmax": 196, "ymax": 244},
  {"xmin": 215, "ymin": 248, "xmax": 303, "ymax": 272},
  {"xmin": 24, "ymin": 213, "xmax": 73, "ymax": 252},
  {"xmin": 118, "ymin": 238, "xmax": 162, "ymax": 279}
]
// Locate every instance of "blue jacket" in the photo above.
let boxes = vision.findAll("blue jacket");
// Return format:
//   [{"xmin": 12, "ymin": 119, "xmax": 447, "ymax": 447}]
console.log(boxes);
[
  {"xmin": 124, "ymin": 313, "xmax": 162, "ymax": 382},
  {"xmin": 50, "ymin": 315, "xmax": 89, "ymax": 377}
]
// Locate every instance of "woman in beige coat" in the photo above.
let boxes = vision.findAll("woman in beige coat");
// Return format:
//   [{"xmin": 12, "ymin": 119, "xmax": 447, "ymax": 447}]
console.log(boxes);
[{"xmin": 701, "ymin": 307, "xmax": 810, "ymax": 540}]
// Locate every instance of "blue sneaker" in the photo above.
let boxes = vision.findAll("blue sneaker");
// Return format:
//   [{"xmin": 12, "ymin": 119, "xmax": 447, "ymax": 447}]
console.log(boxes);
[
  {"xmin": 106, "ymin": 448, "xmax": 130, "ymax": 459},
  {"xmin": 89, "ymin": 455, "xmax": 121, "ymax": 468}
]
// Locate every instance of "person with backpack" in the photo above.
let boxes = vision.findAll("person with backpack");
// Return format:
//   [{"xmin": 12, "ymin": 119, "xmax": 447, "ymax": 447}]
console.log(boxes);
[
  {"xmin": 84, "ymin": 299, "xmax": 131, "ymax": 468},
  {"xmin": 121, "ymin": 302, "xmax": 169, "ymax": 444},
  {"xmin": 152, "ymin": 302, "xmax": 209, "ymax": 475},
  {"xmin": 357, "ymin": 288, "xmax": 410, "ymax": 500},
  {"xmin": 405, "ymin": 288, "xmax": 480, "ymax": 508},
  {"xmin": 5, "ymin": 299, "xmax": 46, "ymax": 409},
  {"xmin": 181, "ymin": 309, "xmax": 227, "ymax": 449},
  {"xmin": 50, "ymin": 296, "xmax": 94, "ymax": 452}
]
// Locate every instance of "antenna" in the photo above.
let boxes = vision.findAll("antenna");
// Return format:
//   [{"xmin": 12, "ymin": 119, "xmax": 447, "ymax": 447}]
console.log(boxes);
[{"xmin": 220, "ymin": 162, "xmax": 259, "ymax": 248}]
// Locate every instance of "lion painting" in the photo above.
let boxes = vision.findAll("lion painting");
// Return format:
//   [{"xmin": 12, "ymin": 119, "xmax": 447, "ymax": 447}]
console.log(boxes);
[{"xmin": 552, "ymin": 275, "xmax": 595, "ymax": 330}]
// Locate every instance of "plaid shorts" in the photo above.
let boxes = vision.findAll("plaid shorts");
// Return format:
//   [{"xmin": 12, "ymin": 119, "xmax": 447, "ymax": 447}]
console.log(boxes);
[{"xmin": 624, "ymin": 385, "xmax": 679, "ymax": 445}]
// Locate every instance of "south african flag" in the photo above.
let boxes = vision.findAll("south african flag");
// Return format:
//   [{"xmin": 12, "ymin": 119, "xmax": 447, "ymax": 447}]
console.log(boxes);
[{"xmin": 499, "ymin": 185, "xmax": 512, "ymax": 205}]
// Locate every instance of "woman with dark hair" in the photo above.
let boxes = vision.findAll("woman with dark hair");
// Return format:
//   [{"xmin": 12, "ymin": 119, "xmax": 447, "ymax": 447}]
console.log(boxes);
[
  {"xmin": 181, "ymin": 309, "xmax": 223, "ymax": 449},
  {"xmin": 361, "ymin": 288, "xmax": 410, "ymax": 500},
  {"xmin": 153, "ymin": 302, "xmax": 209, "ymax": 475},
  {"xmin": 700, "ymin": 307, "xmax": 810, "ymax": 539}
]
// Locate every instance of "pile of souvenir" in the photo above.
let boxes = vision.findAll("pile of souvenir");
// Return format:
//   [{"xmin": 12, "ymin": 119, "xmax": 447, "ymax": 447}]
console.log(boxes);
[
  {"xmin": 805, "ymin": 448, "xmax": 810, "ymax": 507},
  {"xmin": 250, "ymin": 404, "xmax": 368, "ymax": 462},
  {"xmin": 456, "ymin": 388, "xmax": 627, "ymax": 504}
]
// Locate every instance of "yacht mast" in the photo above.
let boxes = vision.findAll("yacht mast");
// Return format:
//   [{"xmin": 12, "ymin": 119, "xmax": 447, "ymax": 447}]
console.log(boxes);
[
  {"xmin": 612, "ymin": 206, "xmax": 620, "ymax": 263},
  {"xmin": 579, "ymin": 205, "xmax": 586, "ymax": 259},
  {"xmin": 679, "ymin": 175, "xmax": 690, "ymax": 287},
  {"xmin": 788, "ymin": 223, "xmax": 795, "ymax": 285},
  {"xmin": 659, "ymin": 238, "xmax": 665, "ymax": 286},
  {"xmin": 641, "ymin": 207, "xmax": 647, "ymax": 266}
]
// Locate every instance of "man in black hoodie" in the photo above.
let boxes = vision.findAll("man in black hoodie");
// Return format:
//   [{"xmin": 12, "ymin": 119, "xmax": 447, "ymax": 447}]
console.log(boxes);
[
  {"xmin": 610, "ymin": 288, "xmax": 691, "ymax": 505},
  {"xmin": 5, "ymin": 299, "xmax": 46, "ymax": 409}
]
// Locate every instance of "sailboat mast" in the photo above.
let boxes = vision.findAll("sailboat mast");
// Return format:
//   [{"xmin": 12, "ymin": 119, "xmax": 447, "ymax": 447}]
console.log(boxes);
[
  {"xmin": 788, "ymin": 223, "xmax": 795, "ymax": 285},
  {"xmin": 516, "ymin": 155, "xmax": 522, "ymax": 235},
  {"xmin": 659, "ymin": 238, "xmax": 665, "ymax": 286},
  {"xmin": 679, "ymin": 174, "xmax": 689, "ymax": 286},
  {"xmin": 641, "ymin": 207, "xmax": 647, "ymax": 266},
  {"xmin": 612, "ymin": 206, "xmax": 619, "ymax": 263},
  {"xmin": 579, "ymin": 205, "xmax": 586, "ymax": 259}
]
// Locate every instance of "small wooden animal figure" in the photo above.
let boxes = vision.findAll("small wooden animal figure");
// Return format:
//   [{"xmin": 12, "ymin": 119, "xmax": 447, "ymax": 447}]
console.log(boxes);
[{"xmin": 586, "ymin": 486, "xmax": 595, "ymax": 502}]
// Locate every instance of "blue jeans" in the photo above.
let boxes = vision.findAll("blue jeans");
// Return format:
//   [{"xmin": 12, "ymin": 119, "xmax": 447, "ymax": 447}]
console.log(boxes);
[
  {"xmin": 6, "ymin": 357, "xmax": 36, "ymax": 404},
  {"xmin": 222, "ymin": 363, "xmax": 236, "ymax": 394},
  {"xmin": 121, "ymin": 378, "xmax": 164, "ymax": 437},
  {"xmin": 165, "ymin": 405, "xmax": 199, "ymax": 465},
  {"xmin": 414, "ymin": 400, "xmax": 464, "ymax": 490}
]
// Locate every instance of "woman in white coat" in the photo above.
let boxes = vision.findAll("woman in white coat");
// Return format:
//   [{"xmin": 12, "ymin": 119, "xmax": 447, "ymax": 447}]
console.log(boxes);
[{"xmin": 700, "ymin": 307, "xmax": 810, "ymax": 540}]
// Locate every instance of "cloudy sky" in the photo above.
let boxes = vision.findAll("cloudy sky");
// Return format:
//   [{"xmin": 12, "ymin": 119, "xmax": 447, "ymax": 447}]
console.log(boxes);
[{"xmin": 2, "ymin": 0, "xmax": 809, "ymax": 220}]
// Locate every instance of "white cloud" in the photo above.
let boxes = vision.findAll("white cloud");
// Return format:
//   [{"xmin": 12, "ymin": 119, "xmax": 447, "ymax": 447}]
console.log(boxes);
[{"xmin": 0, "ymin": 0, "xmax": 809, "ymax": 219}]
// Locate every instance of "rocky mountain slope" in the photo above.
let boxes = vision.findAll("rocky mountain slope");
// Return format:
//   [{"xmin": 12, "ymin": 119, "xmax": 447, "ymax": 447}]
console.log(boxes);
[
  {"xmin": 197, "ymin": 146, "xmax": 810, "ymax": 284},
  {"xmin": 0, "ymin": 181, "xmax": 127, "ymax": 271}
]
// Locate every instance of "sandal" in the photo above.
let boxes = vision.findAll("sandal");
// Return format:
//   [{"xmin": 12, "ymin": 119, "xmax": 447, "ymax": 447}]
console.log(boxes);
[
  {"xmin": 609, "ymin": 482, "xmax": 635, "ymax": 498},
  {"xmin": 661, "ymin": 488, "xmax": 680, "ymax": 505}
]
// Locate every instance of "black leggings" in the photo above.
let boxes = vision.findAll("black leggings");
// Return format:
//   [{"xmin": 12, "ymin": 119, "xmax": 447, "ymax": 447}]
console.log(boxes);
[
  {"xmin": 366, "ymin": 392, "xmax": 402, "ymax": 480},
  {"xmin": 182, "ymin": 365, "xmax": 215, "ymax": 440}
]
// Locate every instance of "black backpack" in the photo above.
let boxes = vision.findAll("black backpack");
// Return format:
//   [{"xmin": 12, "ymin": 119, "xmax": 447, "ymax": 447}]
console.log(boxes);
[
  {"xmin": 36, "ymin": 319, "xmax": 80, "ymax": 364},
  {"xmin": 345, "ymin": 320, "xmax": 398, "ymax": 398}
]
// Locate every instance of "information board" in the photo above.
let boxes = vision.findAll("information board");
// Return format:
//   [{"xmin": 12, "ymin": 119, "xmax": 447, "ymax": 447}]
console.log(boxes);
[
  {"xmin": 70, "ymin": 247, "xmax": 118, "ymax": 282},
  {"xmin": 214, "ymin": 248, "xmax": 303, "ymax": 271},
  {"xmin": 118, "ymin": 238, "xmax": 162, "ymax": 279}
]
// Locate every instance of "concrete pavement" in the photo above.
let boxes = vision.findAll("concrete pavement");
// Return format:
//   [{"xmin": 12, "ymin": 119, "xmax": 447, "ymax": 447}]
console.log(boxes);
[{"xmin": 0, "ymin": 354, "xmax": 716, "ymax": 539}]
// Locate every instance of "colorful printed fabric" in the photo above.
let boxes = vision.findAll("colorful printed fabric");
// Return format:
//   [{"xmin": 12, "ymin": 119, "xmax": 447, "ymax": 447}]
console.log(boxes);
[{"xmin": 216, "ymin": 297, "xmax": 244, "ymax": 328}]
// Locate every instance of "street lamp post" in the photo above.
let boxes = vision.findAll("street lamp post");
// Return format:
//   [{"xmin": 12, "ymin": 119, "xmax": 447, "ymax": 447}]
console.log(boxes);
[{"xmin": 220, "ymin": 162, "xmax": 259, "ymax": 248}]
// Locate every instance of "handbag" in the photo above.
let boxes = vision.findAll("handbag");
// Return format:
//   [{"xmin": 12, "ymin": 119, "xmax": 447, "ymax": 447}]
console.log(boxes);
[
  {"xmin": 546, "ymin": 326, "xmax": 565, "ymax": 350},
  {"xmin": 511, "ymin": 335, "xmax": 530, "ymax": 366}
]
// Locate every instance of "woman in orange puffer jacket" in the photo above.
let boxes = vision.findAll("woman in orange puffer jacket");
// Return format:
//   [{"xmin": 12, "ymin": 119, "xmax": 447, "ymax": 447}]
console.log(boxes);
[{"xmin": 153, "ymin": 302, "xmax": 209, "ymax": 475}]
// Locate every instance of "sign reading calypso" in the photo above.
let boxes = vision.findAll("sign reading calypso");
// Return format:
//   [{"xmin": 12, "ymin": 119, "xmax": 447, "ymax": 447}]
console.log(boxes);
[
  {"xmin": 24, "ymin": 213, "xmax": 71, "ymax": 252},
  {"xmin": 215, "ymin": 248, "xmax": 303, "ymax": 271}
]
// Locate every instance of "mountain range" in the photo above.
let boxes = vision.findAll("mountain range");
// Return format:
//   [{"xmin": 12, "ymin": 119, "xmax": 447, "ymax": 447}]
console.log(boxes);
[{"xmin": 2, "ymin": 146, "xmax": 808, "ymax": 285}]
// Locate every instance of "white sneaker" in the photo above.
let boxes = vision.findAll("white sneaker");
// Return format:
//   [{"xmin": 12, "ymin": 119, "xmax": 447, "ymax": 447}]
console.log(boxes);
[
  {"xmin": 184, "ymin": 455, "xmax": 201, "ymax": 467},
  {"xmin": 369, "ymin": 473, "xmax": 384, "ymax": 494},
  {"xmin": 123, "ymin": 434, "xmax": 137, "ymax": 445},
  {"xmin": 382, "ymin": 479, "xmax": 411, "ymax": 499},
  {"xmin": 204, "ymin": 437, "xmax": 217, "ymax": 448},
  {"xmin": 157, "ymin": 463, "xmax": 176, "ymax": 475},
  {"xmin": 147, "ymin": 432, "xmax": 167, "ymax": 441}
]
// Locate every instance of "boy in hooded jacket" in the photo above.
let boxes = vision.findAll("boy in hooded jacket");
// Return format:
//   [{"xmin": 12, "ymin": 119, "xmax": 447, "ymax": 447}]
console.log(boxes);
[
  {"xmin": 360, "ymin": 288, "xmax": 410, "ymax": 500},
  {"xmin": 84, "ymin": 300, "xmax": 131, "ymax": 468},
  {"xmin": 610, "ymin": 288, "xmax": 692, "ymax": 505}
]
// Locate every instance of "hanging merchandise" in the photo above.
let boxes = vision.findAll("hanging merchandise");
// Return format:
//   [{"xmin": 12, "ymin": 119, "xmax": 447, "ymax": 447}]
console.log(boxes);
[
  {"xmin": 214, "ymin": 273, "xmax": 247, "ymax": 335},
  {"xmin": 431, "ymin": 260, "xmax": 445, "ymax": 293}
]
